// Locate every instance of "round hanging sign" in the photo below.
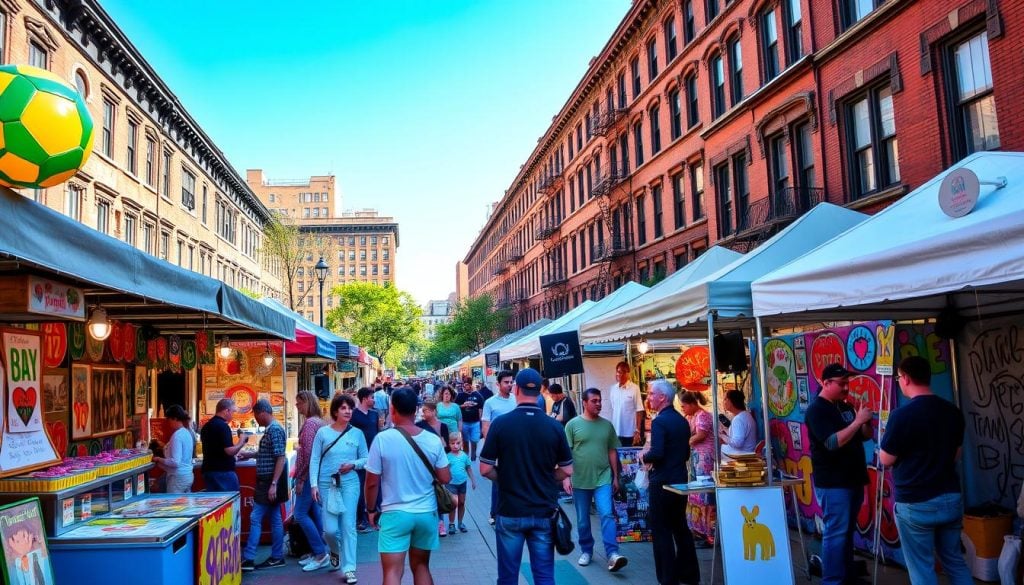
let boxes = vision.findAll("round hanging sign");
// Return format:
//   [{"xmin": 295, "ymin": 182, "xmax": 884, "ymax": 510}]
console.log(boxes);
[
  {"xmin": 182, "ymin": 340, "xmax": 198, "ymax": 370},
  {"xmin": 85, "ymin": 335, "xmax": 105, "ymax": 362},
  {"xmin": 108, "ymin": 322, "xmax": 124, "ymax": 362},
  {"xmin": 122, "ymin": 323, "xmax": 136, "ymax": 363},
  {"xmin": 68, "ymin": 322, "xmax": 86, "ymax": 361},
  {"xmin": 41, "ymin": 322, "xmax": 67, "ymax": 368}
]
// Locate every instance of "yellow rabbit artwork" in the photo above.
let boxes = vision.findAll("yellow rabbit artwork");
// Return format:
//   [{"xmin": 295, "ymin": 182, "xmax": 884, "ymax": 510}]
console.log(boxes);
[{"xmin": 740, "ymin": 505, "xmax": 776, "ymax": 561}]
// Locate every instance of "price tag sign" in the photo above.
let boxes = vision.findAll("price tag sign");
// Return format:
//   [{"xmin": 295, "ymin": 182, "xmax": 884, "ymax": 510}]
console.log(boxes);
[
  {"xmin": 80, "ymin": 493, "xmax": 92, "ymax": 521},
  {"xmin": 62, "ymin": 498, "xmax": 75, "ymax": 527},
  {"xmin": 136, "ymin": 473, "xmax": 146, "ymax": 496},
  {"xmin": 124, "ymin": 478, "xmax": 133, "ymax": 501}
]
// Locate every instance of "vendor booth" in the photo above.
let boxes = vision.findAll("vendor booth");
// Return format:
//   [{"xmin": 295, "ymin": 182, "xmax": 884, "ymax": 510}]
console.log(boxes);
[{"xmin": 751, "ymin": 151, "xmax": 1024, "ymax": 579}]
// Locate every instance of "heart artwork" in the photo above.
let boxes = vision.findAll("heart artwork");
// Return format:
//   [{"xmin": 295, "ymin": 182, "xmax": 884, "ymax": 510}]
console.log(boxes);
[
  {"xmin": 12, "ymin": 386, "xmax": 37, "ymax": 426},
  {"xmin": 74, "ymin": 402, "xmax": 90, "ymax": 431},
  {"xmin": 47, "ymin": 421, "xmax": 68, "ymax": 457},
  {"xmin": 853, "ymin": 337, "xmax": 869, "ymax": 360}
]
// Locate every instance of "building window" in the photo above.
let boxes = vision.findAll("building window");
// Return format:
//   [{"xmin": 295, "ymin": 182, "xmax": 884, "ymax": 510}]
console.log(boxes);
[
  {"xmin": 769, "ymin": 133, "xmax": 790, "ymax": 201},
  {"xmin": 647, "ymin": 37, "xmax": 659, "ymax": 81},
  {"xmin": 684, "ymin": 1, "xmax": 696, "ymax": 44},
  {"xmin": 795, "ymin": 122, "xmax": 816, "ymax": 190},
  {"xmin": 102, "ymin": 100, "xmax": 115, "ymax": 157},
  {"xmin": 669, "ymin": 88, "xmax": 683, "ymax": 140},
  {"xmin": 617, "ymin": 72, "xmax": 627, "ymax": 108},
  {"xmin": 733, "ymin": 153, "xmax": 750, "ymax": 231},
  {"xmin": 845, "ymin": 85, "xmax": 900, "ymax": 198},
  {"xmin": 636, "ymin": 194, "xmax": 647, "ymax": 245},
  {"xmin": 652, "ymin": 184, "xmax": 664, "ymax": 238},
  {"xmin": 948, "ymin": 31, "xmax": 999, "ymax": 158},
  {"xmin": 145, "ymin": 138, "xmax": 156, "ymax": 186},
  {"xmin": 160, "ymin": 232, "xmax": 170, "ymax": 260},
  {"xmin": 576, "ymin": 122, "xmax": 583, "ymax": 152},
  {"xmin": 665, "ymin": 17, "xmax": 678, "ymax": 62},
  {"xmin": 707, "ymin": 0, "xmax": 720, "ymax": 22},
  {"xmin": 619, "ymin": 133, "xmax": 630, "ymax": 174},
  {"xmin": 762, "ymin": 9, "xmax": 780, "ymax": 82},
  {"xmin": 65, "ymin": 184, "xmax": 82, "ymax": 221},
  {"xmin": 633, "ymin": 121, "xmax": 644, "ymax": 167},
  {"xmin": 785, "ymin": 0, "xmax": 804, "ymax": 64},
  {"xmin": 672, "ymin": 171, "xmax": 685, "ymax": 229},
  {"xmin": 142, "ymin": 222, "xmax": 154, "ymax": 255},
  {"xmin": 126, "ymin": 120, "xmax": 138, "ymax": 175},
  {"xmin": 630, "ymin": 56, "xmax": 641, "ymax": 99},
  {"xmin": 728, "ymin": 37, "xmax": 744, "ymax": 106},
  {"xmin": 162, "ymin": 151, "xmax": 171, "ymax": 197},
  {"xmin": 711, "ymin": 55, "xmax": 726, "ymax": 118},
  {"xmin": 675, "ymin": 250, "xmax": 688, "ymax": 269},
  {"xmin": 28, "ymin": 41, "xmax": 47, "ymax": 69},
  {"xmin": 840, "ymin": 0, "xmax": 880, "ymax": 31},
  {"xmin": 691, "ymin": 162, "xmax": 705, "ymax": 220},
  {"xmin": 0, "ymin": 12, "xmax": 6, "ymax": 65},
  {"xmin": 181, "ymin": 169, "xmax": 196, "ymax": 211},
  {"xmin": 715, "ymin": 163, "xmax": 732, "ymax": 237},
  {"xmin": 649, "ymin": 105, "xmax": 662, "ymax": 155},
  {"xmin": 685, "ymin": 73, "xmax": 699, "ymax": 128},
  {"xmin": 124, "ymin": 214, "xmax": 136, "ymax": 247},
  {"xmin": 201, "ymin": 185, "xmax": 208, "ymax": 223}
]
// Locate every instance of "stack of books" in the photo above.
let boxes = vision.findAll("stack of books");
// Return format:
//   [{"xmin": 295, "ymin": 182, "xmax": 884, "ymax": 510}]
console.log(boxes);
[{"xmin": 716, "ymin": 454, "xmax": 766, "ymax": 486}]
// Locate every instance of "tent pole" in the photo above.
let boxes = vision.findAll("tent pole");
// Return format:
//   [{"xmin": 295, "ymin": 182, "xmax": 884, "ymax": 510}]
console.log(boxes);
[
  {"xmin": 755, "ymin": 317, "xmax": 773, "ymax": 485},
  {"xmin": 708, "ymin": 312, "xmax": 721, "ymax": 474}
]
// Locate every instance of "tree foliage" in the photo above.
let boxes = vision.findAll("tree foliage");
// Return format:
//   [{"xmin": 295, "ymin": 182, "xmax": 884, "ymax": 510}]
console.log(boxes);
[
  {"xmin": 325, "ymin": 282, "xmax": 423, "ymax": 367},
  {"xmin": 422, "ymin": 293, "xmax": 509, "ymax": 368},
  {"xmin": 259, "ymin": 215, "xmax": 327, "ymax": 310}
]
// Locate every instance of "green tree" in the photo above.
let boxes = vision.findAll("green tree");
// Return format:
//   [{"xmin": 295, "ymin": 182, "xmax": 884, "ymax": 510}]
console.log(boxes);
[
  {"xmin": 259, "ymin": 215, "xmax": 326, "ymax": 310},
  {"xmin": 422, "ymin": 293, "xmax": 509, "ymax": 368},
  {"xmin": 325, "ymin": 282, "xmax": 423, "ymax": 368}
]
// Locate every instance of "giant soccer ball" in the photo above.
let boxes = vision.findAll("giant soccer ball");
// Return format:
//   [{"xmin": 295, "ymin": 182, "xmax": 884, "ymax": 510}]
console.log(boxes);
[{"xmin": 0, "ymin": 64, "xmax": 94, "ymax": 189}]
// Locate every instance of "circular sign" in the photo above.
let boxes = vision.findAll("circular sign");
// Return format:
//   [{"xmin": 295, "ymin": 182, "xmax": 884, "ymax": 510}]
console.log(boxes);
[
  {"xmin": 938, "ymin": 168, "xmax": 980, "ymax": 218},
  {"xmin": 68, "ymin": 322, "xmax": 86, "ymax": 361},
  {"xmin": 845, "ymin": 326, "xmax": 877, "ymax": 371},
  {"xmin": 41, "ymin": 322, "xmax": 67, "ymax": 368},
  {"xmin": 226, "ymin": 385, "xmax": 257, "ymax": 415},
  {"xmin": 846, "ymin": 375, "xmax": 882, "ymax": 412},
  {"xmin": 108, "ymin": 322, "xmax": 123, "ymax": 362},
  {"xmin": 676, "ymin": 346, "xmax": 711, "ymax": 391},
  {"xmin": 181, "ymin": 341, "xmax": 197, "ymax": 371},
  {"xmin": 764, "ymin": 339, "xmax": 797, "ymax": 417},
  {"xmin": 811, "ymin": 332, "xmax": 846, "ymax": 385}
]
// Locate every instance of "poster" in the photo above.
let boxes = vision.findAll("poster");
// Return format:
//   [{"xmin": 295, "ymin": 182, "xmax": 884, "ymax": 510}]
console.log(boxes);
[
  {"xmin": 201, "ymin": 344, "xmax": 283, "ymax": 430},
  {"xmin": 70, "ymin": 365, "xmax": 91, "ymax": 439},
  {"xmin": 198, "ymin": 499, "xmax": 241, "ymax": 585},
  {"xmin": 0, "ymin": 499, "xmax": 54, "ymax": 585},
  {"xmin": 717, "ymin": 486, "xmax": 795, "ymax": 585},
  {"xmin": 90, "ymin": 367, "xmax": 126, "ymax": 436},
  {"xmin": 614, "ymin": 447, "xmax": 651, "ymax": 542},
  {"xmin": 3, "ymin": 330, "xmax": 43, "ymax": 433},
  {"xmin": 134, "ymin": 366, "xmax": 149, "ymax": 415}
]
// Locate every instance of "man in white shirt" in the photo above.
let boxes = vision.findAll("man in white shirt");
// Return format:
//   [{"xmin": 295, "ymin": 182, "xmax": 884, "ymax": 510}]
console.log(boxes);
[
  {"xmin": 481, "ymin": 369, "xmax": 516, "ymax": 526},
  {"xmin": 365, "ymin": 387, "xmax": 450, "ymax": 585},
  {"xmin": 605, "ymin": 361, "xmax": 645, "ymax": 447}
]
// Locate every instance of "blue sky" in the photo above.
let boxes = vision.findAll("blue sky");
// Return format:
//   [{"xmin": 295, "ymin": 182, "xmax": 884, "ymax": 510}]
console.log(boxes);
[{"xmin": 101, "ymin": 0, "xmax": 629, "ymax": 304}]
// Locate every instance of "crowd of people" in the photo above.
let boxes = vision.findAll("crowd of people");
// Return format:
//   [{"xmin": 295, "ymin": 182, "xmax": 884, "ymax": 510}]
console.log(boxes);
[{"xmin": 150, "ymin": 353, "xmax": 971, "ymax": 585}]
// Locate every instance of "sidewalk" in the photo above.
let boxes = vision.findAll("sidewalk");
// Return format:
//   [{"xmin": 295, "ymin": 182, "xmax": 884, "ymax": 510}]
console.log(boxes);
[{"xmin": 242, "ymin": 459, "xmax": 934, "ymax": 584}]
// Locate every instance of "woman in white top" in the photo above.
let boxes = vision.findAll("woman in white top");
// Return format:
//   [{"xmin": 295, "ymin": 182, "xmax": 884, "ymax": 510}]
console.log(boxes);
[
  {"xmin": 719, "ymin": 390, "xmax": 758, "ymax": 458},
  {"xmin": 154, "ymin": 405, "xmax": 195, "ymax": 493}
]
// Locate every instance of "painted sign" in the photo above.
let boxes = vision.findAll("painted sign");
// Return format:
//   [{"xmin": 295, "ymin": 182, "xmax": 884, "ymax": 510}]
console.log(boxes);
[
  {"xmin": 938, "ymin": 167, "xmax": 980, "ymax": 218},
  {"xmin": 40, "ymin": 323, "xmax": 66, "ymax": 369},
  {"xmin": 0, "ymin": 499, "xmax": 55, "ymax": 585},
  {"xmin": 198, "ymin": 499, "xmax": 241, "ymax": 585},
  {"xmin": 71, "ymin": 365, "xmax": 91, "ymax": 439},
  {"xmin": 614, "ymin": 448, "xmax": 651, "ymax": 542},
  {"xmin": 26, "ymin": 276, "xmax": 84, "ymax": 320},
  {"xmin": 91, "ymin": 367, "xmax": 126, "ymax": 437},
  {"xmin": 717, "ymin": 486, "xmax": 795, "ymax": 585},
  {"xmin": 676, "ymin": 346, "xmax": 711, "ymax": 392},
  {"xmin": 809, "ymin": 332, "xmax": 845, "ymax": 385},
  {"xmin": 763, "ymin": 339, "xmax": 796, "ymax": 417},
  {"xmin": 539, "ymin": 331, "xmax": 584, "ymax": 377},
  {"xmin": 3, "ymin": 330, "xmax": 43, "ymax": 433},
  {"xmin": 134, "ymin": 367, "xmax": 149, "ymax": 415}
]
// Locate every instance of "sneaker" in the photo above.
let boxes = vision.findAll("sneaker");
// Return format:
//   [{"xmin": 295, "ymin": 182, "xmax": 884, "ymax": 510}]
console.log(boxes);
[
  {"xmin": 302, "ymin": 553, "xmax": 331, "ymax": 572},
  {"xmin": 488, "ymin": 516, "xmax": 495, "ymax": 526},
  {"xmin": 439, "ymin": 520, "xmax": 447, "ymax": 537},
  {"xmin": 448, "ymin": 523, "xmax": 457, "ymax": 534},
  {"xmin": 578, "ymin": 552, "xmax": 592, "ymax": 566},
  {"xmin": 458, "ymin": 523, "xmax": 468, "ymax": 533},
  {"xmin": 255, "ymin": 557, "xmax": 285, "ymax": 569},
  {"xmin": 329, "ymin": 552, "xmax": 340, "ymax": 572},
  {"xmin": 241, "ymin": 559, "xmax": 255, "ymax": 572},
  {"xmin": 608, "ymin": 553, "xmax": 628, "ymax": 572},
  {"xmin": 297, "ymin": 554, "xmax": 313, "ymax": 566},
  {"xmin": 344, "ymin": 571, "xmax": 358, "ymax": 584}
]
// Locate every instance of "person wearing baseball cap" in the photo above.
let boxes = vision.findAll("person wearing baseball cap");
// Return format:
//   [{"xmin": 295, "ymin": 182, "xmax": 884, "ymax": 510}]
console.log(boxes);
[{"xmin": 805, "ymin": 363, "xmax": 873, "ymax": 585}]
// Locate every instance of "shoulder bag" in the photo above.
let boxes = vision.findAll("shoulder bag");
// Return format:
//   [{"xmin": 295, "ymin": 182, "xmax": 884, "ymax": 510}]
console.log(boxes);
[
  {"xmin": 317, "ymin": 426, "xmax": 353, "ymax": 515},
  {"xmin": 395, "ymin": 427, "xmax": 455, "ymax": 514},
  {"xmin": 552, "ymin": 506, "xmax": 575, "ymax": 555}
]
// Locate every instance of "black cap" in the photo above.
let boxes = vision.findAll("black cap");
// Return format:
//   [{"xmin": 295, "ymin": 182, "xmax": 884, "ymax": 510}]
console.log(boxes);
[{"xmin": 821, "ymin": 363, "xmax": 852, "ymax": 380}]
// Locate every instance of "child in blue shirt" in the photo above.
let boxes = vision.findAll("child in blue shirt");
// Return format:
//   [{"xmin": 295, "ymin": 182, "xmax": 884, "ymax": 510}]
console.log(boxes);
[{"xmin": 445, "ymin": 432, "xmax": 477, "ymax": 534}]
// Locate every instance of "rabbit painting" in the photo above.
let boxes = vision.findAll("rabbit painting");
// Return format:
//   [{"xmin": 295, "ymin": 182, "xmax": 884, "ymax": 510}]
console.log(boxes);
[{"xmin": 740, "ymin": 505, "xmax": 776, "ymax": 561}]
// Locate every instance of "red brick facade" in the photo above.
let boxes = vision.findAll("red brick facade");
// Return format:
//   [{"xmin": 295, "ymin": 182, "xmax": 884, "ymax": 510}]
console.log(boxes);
[{"xmin": 464, "ymin": 0, "xmax": 1020, "ymax": 329}]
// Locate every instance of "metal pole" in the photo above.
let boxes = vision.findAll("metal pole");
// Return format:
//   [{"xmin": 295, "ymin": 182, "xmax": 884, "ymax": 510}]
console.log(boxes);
[
  {"xmin": 707, "ymin": 312, "xmax": 721, "ymax": 473},
  {"xmin": 755, "ymin": 317, "xmax": 773, "ymax": 485},
  {"xmin": 318, "ymin": 279, "xmax": 325, "ymax": 327}
]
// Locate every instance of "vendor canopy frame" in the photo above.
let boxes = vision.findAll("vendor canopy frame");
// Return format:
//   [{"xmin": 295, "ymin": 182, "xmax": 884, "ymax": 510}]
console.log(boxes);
[
  {"xmin": 751, "ymin": 151, "xmax": 1024, "ymax": 323},
  {"xmin": 0, "ymin": 186, "xmax": 294, "ymax": 340},
  {"xmin": 499, "ymin": 300, "xmax": 596, "ymax": 361}
]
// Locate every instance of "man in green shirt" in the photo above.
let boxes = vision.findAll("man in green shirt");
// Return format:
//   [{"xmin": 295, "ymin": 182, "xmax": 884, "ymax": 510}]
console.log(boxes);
[{"xmin": 563, "ymin": 388, "xmax": 628, "ymax": 572}]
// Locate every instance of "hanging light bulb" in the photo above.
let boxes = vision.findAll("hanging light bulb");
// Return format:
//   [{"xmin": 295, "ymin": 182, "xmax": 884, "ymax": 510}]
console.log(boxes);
[
  {"xmin": 87, "ymin": 307, "xmax": 112, "ymax": 341},
  {"xmin": 262, "ymin": 344, "xmax": 275, "ymax": 367},
  {"xmin": 637, "ymin": 338, "xmax": 650, "ymax": 355},
  {"xmin": 218, "ymin": 337, "xmax": 233, "ymax": 359}
]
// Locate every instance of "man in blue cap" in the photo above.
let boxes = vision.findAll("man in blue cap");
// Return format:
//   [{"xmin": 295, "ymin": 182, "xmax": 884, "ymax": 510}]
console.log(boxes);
[{"xmin": 480, "ymin": 368, "xmax": 574, "ymax": 585}]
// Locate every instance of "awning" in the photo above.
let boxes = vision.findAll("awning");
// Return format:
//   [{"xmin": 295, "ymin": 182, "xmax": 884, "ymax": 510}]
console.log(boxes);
[
  {"xmin": 500, "ymin": 301, "xmax": 597, "ymax": 360},
  {"xmin": 0, "ymin": 186, "xmax": 293, "ymax": 339},
  {"xmin": 336, "ymin": 341, "xmax": 362, "ymax": 360},
  {"xmin": 260, "ymin": 298, "xmax": 341, "ymax": 359}
]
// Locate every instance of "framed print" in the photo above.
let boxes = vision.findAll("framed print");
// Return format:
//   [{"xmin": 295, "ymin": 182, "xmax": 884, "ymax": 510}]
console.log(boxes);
[
  {"xmin": 0, "ymin": 498, "xmax": 54, "ymax": 584},
  {"xmin": 134, "ymin": 367, "xmax": 149, "ymax": 415},
  {"xmin": 71, "ymin": 365, "xmax": 91, "ymax": 439},
  {"xmin": 90, "ymin": 367, "xmax": 126, "ymax": 437},
  {"xmin": 716, "ymin": 486, "xmax": 795, "ymax": 585}
]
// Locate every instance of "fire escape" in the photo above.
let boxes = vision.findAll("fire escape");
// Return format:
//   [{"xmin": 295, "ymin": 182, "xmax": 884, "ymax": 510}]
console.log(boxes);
[
  {"xmin": 726, "ymin": 186, "xmax": 825, "ymax": 252},
  {"xmin": 591, "ymin": 163, "xmax": 633, "ymax": 296}
]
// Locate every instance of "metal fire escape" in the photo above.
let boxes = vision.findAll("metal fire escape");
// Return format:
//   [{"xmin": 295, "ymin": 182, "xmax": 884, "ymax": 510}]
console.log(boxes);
[{"xmin": 591, "ymin": 163, "xmax": 633, "ymax": 296}]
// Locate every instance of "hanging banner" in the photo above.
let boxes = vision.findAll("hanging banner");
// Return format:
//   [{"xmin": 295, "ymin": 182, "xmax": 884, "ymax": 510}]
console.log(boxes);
[
  {"xmin": 182, "ymin": 341, "xmax": 198, "ymax": 371},
  {"xmin": 135, "ymin": 328, "xmax": 148, "ymax": 364},
  {"xmin": 196, "ymin": 331, "xmax": 215, "ymax": 365},
  {"xmin": 169, "ymin": 335, "xmax": 182, "ymax": 368},
  {"xmin": 85, "ymin": 335, "xmax": 104, "ymax": 362},
  {"xmin": 108, "ymin": 322, "xmax": 124, "ymax": 363},
  {"xmin": 41, "ymin": 323, "xmax": 67, "ymax": 369},
  {"xmin": 3, "ymin": 330, "xmax": 43, "ymax": 433},
  {"xmin": 485, "ymin": 352, "xmax": 500, "ymax": 370},
  {"xmin": 68, "ymin": 322, "xmax": 86, "ymax": 361},
  {"xmin": 71, "ymin": 364, "xmax": 91, "ymax": 439},
  {"xmin": 539, "ymin": 331, "xmax": 584, "ymax": 377},
  {"xmin": 26, "ymin": 276, "xmax": 85, "ymax": 320},
  {"xmin": 122, "ymin": 323, "xmax": 137, "ymax": 363}
]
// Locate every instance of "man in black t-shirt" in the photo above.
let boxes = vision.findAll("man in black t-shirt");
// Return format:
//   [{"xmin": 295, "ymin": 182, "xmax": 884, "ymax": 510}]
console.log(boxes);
[
  {"xmin": 352, "ymin": 387, "xmax": 382, "ymax": 532},
  {"xmin": 455, "ymin": 384, "xmax": 485, "ymax": 461},
  {"xmin": 880, "ymin": 356, "xmax": 971, "ymax": 585},
  {"xmin": 480, "ymin": 368, "xmax": 574, "ymax": 585},
  {"xmin": 805, "ymin": 364, "xmax": 872, "ymax": 585},
  {"xmin": 200, "ymin": 398, "xmax": 250, "ymax": 491}
]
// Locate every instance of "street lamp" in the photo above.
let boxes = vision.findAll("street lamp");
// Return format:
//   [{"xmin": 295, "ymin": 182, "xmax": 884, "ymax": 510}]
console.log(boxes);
[{"xmin": 314, "ymin": 256, "xmax": 329, "ymax": 326}]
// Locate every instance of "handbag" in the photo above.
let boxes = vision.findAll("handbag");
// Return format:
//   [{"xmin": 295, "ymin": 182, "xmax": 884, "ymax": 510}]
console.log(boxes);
[
  {"xmin": 634, "ymin": 464, "xmax": 650, "ymax": 490},
  {"xmin": 317, "ymin": 426, "xmax": 353, "ymax": 514},
  {"xmin": 395, "ymin": 427, "xmax": 455, "ymax": 514},
  {"xmin": 551, "ymin": 506, "xmax": 575, "ymax": 555}
]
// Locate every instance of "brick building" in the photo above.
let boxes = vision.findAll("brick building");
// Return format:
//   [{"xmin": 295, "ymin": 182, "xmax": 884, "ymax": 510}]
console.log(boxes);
[
  {"xmin": 463, "ymin": 0, "xmax": 1018, "ymax": 330},
  {"xmin": 2, "ymin": 0, "xmax": 282, "ymax": 297}
]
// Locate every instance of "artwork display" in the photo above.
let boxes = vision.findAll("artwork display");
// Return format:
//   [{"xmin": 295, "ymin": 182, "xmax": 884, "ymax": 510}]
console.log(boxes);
[
  {"xmin": 133, "ymin": 367, "xmax": 148, "ymax": 415},
  {"xmin": 0, "ymin": 499, "xmax": 54, "ymax": 585},
  {"xmin": 52, "ymin": 516, "xmax": 191, "ymax": 542},
  {"xmin": 90, "ymin": 367, "xmax": 125, "ymax": 437},
  {"xmin": 3, "ymin": 330, "xmax": 43, "ymax": 433},
  {"xmin": 614, "ymin": 448, "xmax": 651, "ymax": 543},
  {"xmin": 41, "ymin": 375, "xmax": 66, "ymax": 414},
  {"xmin": 113, "ymin": 494, "xmax": 235, "ymax": 519},
  {"xmin": 717, "ymin": 486, "xmax": 794, "ymax": 585},
  {"xmin": 70, "ymin": 365, "xmax": 91, "ymax": 439},
  {"xmin": 202, "ymin": 344, "xmax": 283, "ymax": 429},
  {"xmin": 198, "ymin": 499, "xmax": 241, "ymax": 585}
]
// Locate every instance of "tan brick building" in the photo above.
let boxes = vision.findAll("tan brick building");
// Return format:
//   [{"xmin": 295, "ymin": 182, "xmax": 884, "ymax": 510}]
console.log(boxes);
[
  {"xmin": 246, "ymin": 169, "xmax": 337, "ymax": 220},
  {"xmin": 1, "ymin": 0, "xmax": 281, "ymax": 297}
]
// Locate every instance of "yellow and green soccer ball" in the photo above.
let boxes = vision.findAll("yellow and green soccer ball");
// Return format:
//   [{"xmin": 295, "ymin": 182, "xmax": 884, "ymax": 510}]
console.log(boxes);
[{"xmin": 0, "ymin": 64, "xmax": 94, "ymax": 189}]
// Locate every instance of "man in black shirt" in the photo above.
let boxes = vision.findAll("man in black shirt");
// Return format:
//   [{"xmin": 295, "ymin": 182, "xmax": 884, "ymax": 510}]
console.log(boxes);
[
  {"xmin": 200, "ymin": 398, "xmax": 250, "ymax": 491},
  {"xmin": 805, "ymin": 364, "xmax": 872, "ymax": 585},
  {"xmin": 880, "ymin": 356, "xmax": 971, "ymax": 585},
  {"xmin": 480, "ymin": 368, "xmax": 574, "ymax": 585},
  {"xmin": 352, "ymin": 387, "xmax": 382, "ymax": 532},
  {"xmin": 455, "ymin": 383, "xmax": 485, "ymax": 461},
  {"xmin": 640, "ymin": 379, "xmax": 699, "ymax": 585}
]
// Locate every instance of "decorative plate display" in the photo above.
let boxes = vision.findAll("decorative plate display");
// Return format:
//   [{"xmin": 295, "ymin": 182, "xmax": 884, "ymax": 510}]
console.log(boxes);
[
  {"xmin": 764, "ymin": 339, "xmax": 797, "ymax": 417},
  {"xmin": 226, "ymin": 385, "xmax": 256, "ymax": 415}
]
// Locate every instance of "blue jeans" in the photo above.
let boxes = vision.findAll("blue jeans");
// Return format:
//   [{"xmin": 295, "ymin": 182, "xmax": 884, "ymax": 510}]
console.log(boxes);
[
  {"xmin": 817, "ymin": 485, "xmax": 864, "ymax": 585},
  {"xmin": 894, "ymin": 492, "xmax": 973, "ymax": 585},
  {"xmin": 495, "ymin": 515, "xmax": 554, "ymax": 585},
  {"xmin": 573, "ymin": 483, "xmax": 618, "ymax": 556},
  {"xmin": 244, "ymin": 499, "xmax": 284, "ymax": 561},
  {"xmin": 293, "ymin": 476, "xmax": 326, "ymax": 556},
  {"xmin": 203, "ymin": 470, "xmax": 240, "ymax": 492}
]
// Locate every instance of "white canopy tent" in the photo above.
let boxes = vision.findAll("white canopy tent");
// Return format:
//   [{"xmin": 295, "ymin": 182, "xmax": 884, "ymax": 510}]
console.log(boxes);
[
  {"xmin": 499, "ymin": 301, "xmax": 596, "ymax": 360},
  {"xmin": 751, "ymin": 151, "xmax": 1023, "ymax": 323}
]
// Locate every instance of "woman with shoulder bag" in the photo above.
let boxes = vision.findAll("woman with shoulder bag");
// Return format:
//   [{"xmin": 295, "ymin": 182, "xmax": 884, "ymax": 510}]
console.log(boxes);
[
  {"xmin": 291, "ymin": 391, "xmax": 329, "ymax": 566},
  {"xmin": 310, "ymin": 394, "xmax": 367, "ymax": 584}
]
